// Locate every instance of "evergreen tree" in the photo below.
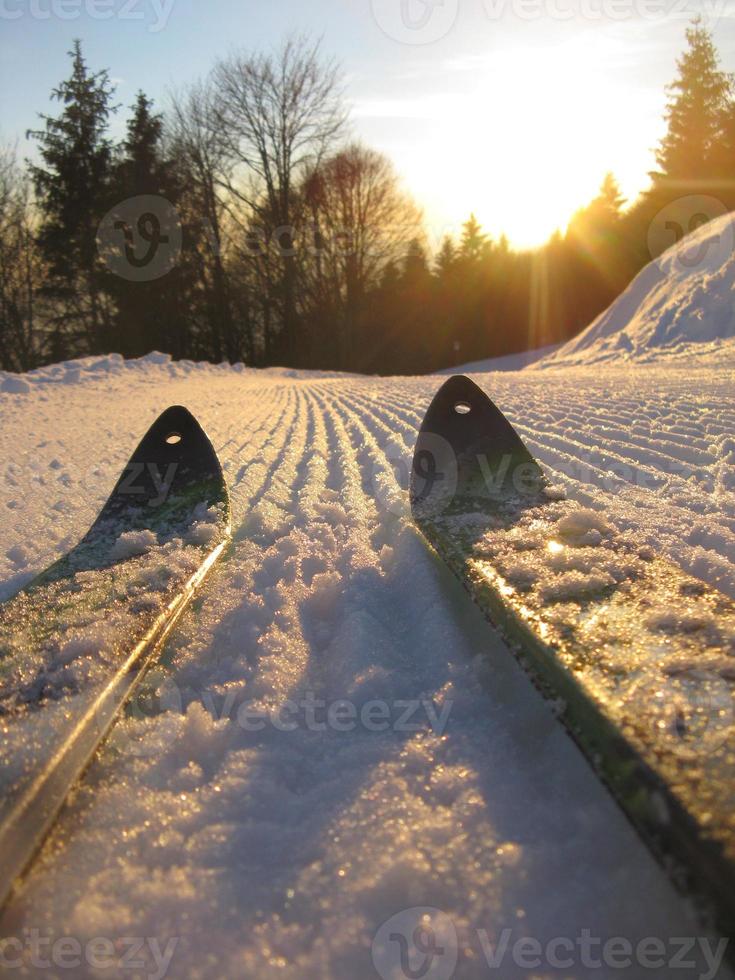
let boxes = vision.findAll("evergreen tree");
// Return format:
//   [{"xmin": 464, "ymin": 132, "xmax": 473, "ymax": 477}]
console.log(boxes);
[
  {"xmin": 402, "ymin": 238, "xmax": 430, "ymax": 282},
  {"xmin": 379, "ymin": 239, "xmax": 432, "ymax": 372},
  {"xmin": 379, "ymin": 260, "xmax": 400, "ymax": 292},
  {"xmin": 107, "ymin": 92, "xmax": 190, "ymax": 357},
  {"xmin": 711, "ymin": 97, "xmax": 735, "ymax": 190},
  {"xmin": 434, "ymin": 235, "xmax": 456, "ymax": 276},
  {"xmin": 654, "ymin": 19, "xmax": 733, "ymax": 182},
  {"xmin": 567, "ymin": 173, "xmax": 625, "ymax": 249},
  {"xmin": 598, "ymin": 172, "xmax": 625, "ymax": 218},
  {"xmin": 28, "ymin": 40, "xmax": 117, "ymax": 354},
  {"xmin": 454, "ymin": 215, "xmax": 493, "ymax": 360},
  {"xmin": 459, "ymin": 213, "xmax": 490, "ymax": 262},
  {"xmin": 565, "ymin": 174, "xmax": 630, "ymax": 336},
  {"xmin": 116, "ymin": 92, "xmax": 169, "ymax": 195}
]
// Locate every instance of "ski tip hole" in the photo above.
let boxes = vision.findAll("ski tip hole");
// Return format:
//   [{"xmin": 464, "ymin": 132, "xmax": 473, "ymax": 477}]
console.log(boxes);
[
  {"xmin": 454, "ymin": 401, "xmax": 472, "ymax": 415},
  {"xmin": 165, "ymin": 432, "xmax": 182, "ymax": 445}
]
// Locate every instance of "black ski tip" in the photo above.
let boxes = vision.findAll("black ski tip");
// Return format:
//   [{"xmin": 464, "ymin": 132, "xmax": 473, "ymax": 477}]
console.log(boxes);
[
  {"xmin": 123, "ymin": 405, "xmax": 225, "ymax": 496},
  {"xmin": 26, "ymin": 407, "xmax": 230, "ymax": 589},
  {"xmin": 410, "ymin": 375, "xmax": 546, "ymax": 518},
  {"xmin": 82, "ymin": 405, "xmax": 230, "ymax": 546},
  {"xmin": 417, "ymin": 375, "xmax": 533, "ymax": 462}
]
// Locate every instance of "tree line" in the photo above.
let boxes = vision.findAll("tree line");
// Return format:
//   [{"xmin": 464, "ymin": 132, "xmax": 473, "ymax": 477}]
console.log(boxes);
[{"xmin": 1, "ymin": 20, "xmax": 734, "ymax": 375}]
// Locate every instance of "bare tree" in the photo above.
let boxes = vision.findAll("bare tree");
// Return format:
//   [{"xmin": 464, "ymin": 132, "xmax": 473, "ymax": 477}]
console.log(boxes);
[
  {"xmin": 0, "ymin": 146, "xmax": 45, "ymax": 371},
  {"xmin": 168, "ymin": 80, "xmax": 248, "ymax": 361},
  {"xmin": 212, "ymin": 35, "xmax": 346, "ymax": 361},
  {"xmin": 301, "ymin": 143, "xmax": 422, "ymax": 368}
]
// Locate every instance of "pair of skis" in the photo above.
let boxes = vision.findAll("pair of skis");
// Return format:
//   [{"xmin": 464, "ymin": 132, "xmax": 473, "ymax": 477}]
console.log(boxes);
[{"xmin": 1, "ymin": 378, "xmax": 733, "ymax": 939}]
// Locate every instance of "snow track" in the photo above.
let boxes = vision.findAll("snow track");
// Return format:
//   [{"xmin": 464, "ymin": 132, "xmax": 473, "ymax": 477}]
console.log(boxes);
[{"xmin": 0, "ymin": 356, "xmax": 732, "ymax": 978}]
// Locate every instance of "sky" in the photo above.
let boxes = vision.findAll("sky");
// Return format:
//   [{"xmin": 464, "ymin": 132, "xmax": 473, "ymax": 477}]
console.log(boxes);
[{"xmin": 1, "ymin": 0, "xmax": 735, "ymax": 247}]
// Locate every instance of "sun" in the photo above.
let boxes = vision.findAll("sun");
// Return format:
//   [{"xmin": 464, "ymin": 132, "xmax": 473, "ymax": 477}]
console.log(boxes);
[{"xmin": 411, "ymin": 36, "xmax": 648, "ymax": 249}]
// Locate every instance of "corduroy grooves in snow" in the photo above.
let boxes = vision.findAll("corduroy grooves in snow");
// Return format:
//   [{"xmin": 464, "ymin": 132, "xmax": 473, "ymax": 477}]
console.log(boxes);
[{"xmin": 0, "ymin": 214, "xmax": 733, "ymax": 978}]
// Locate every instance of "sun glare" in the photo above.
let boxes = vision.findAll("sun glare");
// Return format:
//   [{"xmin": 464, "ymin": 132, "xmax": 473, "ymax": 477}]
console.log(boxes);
[{"xmin": 411, "ymin": 39, "xmax": 647, "ymax": 249}]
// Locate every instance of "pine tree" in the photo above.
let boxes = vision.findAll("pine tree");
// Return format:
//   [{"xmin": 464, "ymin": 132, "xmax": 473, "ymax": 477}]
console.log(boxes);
[
  {"xmin": 564, "ymin": 174, "xmax": 629, "ymax": 336},
  {"xmin": 379, "ymin": 259, "xmax": 400, "ymax": 292},
  {"xmin": 116, "ymin": 92, "xmax": 169, "ymax": 196},
  {"xmin": 598, "ymin": 172, "xmax": 625, "ymax": 218},
  {"xmin": 28, "ymin": 40, "xmax": 117, "ymax": 354},
  {"xmin": 434, "ymin": 235, "xmax": 456, "ymax": 276},
  {"xmin": 106, "ymin": 92, "xmax": 189, "ymax": 357},
  {"xmin": 710, "ymin": 96, "xmax": 735, "ymax": 195},
  {"xmin": 567, "ymin": 173, "xmax": 625, "ymax": 248},
  {"xmin": 654, "ymin": 19, "xmax": 733, "ymax": 182},
  {"xmin": 402, "ymin": 238, "xmax": 430, "ymax": 282},
  {"xmin": 459, "ymin": 213, "xmax": 490, "ymax": 262}
]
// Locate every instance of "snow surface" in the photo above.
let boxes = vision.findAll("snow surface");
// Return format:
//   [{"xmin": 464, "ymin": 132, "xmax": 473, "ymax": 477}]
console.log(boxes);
[
  {"xmin": 537, "ymin": 212, "xmax": 735, "ymax": 369},
  {"xmin": 0, "ymin": 350, "xmax": 732, "ymax": 978}
]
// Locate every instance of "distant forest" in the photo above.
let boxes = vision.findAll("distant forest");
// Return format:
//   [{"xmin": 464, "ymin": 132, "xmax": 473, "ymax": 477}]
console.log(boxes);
[{"xmin": 2, "ymin": 19, "xmax": 735, "ymax": 374}]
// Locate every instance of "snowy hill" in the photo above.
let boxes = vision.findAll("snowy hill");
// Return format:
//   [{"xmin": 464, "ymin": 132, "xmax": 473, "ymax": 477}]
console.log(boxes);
[
  {"xmin": 536, "ymin": 211, "xmax": 735, "ymax": 369},
  {"xmin": 0, "ymin": 352, "xmax": 732, "ymax": 977}
]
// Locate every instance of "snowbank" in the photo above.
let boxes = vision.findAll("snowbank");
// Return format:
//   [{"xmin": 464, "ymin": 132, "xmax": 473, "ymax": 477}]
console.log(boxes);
[
  {"xmin": 0, "ymin": 351, "xmax": 249, "ymax": 394},
  {"xmin": 537, "ymin": 211, "xmax": 735, "ymax": 368}
]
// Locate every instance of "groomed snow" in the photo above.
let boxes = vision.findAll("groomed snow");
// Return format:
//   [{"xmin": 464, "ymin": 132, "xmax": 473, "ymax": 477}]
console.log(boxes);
[
  {"xmin": 537, "ymin": 211, "xmax": 735, "ymax": 369},
  {"xmin": 0, "ymin": 351, "xmax": 732, "ymax": 978}
]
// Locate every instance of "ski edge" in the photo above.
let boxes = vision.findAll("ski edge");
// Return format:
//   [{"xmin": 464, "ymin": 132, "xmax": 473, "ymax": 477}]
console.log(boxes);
[
  {"xmin": 416, "ymin": 520, "xmax": 735, "ymax": 938},
  {"xmin": 0, "ymin": 535, "xmax": 228, "ymax": 914}
]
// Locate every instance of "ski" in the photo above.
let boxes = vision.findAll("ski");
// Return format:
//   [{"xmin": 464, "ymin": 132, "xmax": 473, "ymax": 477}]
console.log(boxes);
[
  {"xmin": 411, "ymin": 374, "xmax": 735, "ymax": 932},
  {"xmin": 0, "ymin": 406, "xmax": 230, "ymax": 910}
]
